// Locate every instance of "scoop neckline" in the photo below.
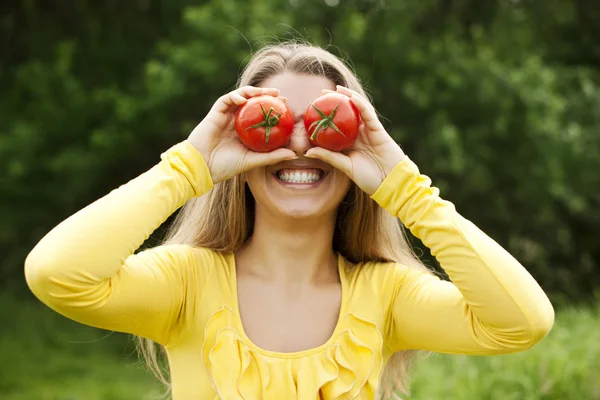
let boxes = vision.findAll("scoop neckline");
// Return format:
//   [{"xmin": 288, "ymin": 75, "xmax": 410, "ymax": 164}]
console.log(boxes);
[{"xmin": 228, "ymin": 252, "xmax": 347, "ymax": 359}]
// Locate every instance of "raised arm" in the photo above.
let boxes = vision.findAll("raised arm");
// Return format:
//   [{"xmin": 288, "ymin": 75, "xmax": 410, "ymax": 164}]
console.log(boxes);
[
  {"xmin": 302, "ymin": 85, "xmax": 554, "ymax": 355},
  {"xmin": 372, "ymin": 157, "xmax": 555, "ymax": 354},
  {"xmin": 25, "ymin": 141, "xmax": 213, "ymax": 344},
  {"xmin": 24, "ymin": 86, "xmax": 297, "ymax": 344}
]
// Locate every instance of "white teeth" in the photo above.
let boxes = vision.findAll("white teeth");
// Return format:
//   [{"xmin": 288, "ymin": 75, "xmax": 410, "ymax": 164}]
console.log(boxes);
[{"xmin": 277, "ymin": 169, "xmax": 323, "ymax": 183}]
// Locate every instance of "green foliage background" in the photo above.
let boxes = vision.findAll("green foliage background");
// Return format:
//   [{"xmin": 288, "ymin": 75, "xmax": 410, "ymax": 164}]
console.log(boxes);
[
  {"xmin": 2, "ymin": 1, "xmax": 600, "ymax": 399},
  {"xmin": 3, "ymin": 0, "xmax": 600, "ymax": 301}
]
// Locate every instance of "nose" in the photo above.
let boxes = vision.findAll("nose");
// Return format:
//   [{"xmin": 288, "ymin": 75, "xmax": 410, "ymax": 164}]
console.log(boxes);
[{"xmin": 286, "ymin": 121, "xmax": 314, "ymax": 156}]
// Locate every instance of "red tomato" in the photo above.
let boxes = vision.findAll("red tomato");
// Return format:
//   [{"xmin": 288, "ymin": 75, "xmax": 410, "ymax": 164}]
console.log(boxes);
[
  {"xmin": 235, "ymin": 95, "xmax": 294, "ymax": 152},
  {"xmin": 304, "ymin": 92, "xmax": 360, "ymax": 151}
]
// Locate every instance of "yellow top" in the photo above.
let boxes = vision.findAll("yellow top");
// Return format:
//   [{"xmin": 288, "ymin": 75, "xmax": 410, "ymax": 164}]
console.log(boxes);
[{"xmin": 25, "ymin": 141, "xmax": 554, "ymax": 399}]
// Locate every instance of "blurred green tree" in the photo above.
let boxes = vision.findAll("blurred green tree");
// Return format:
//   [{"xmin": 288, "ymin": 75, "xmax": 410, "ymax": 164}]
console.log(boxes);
[{"xmin": 2, "ymin": 0, "xmax": 599, "ymax": 302}]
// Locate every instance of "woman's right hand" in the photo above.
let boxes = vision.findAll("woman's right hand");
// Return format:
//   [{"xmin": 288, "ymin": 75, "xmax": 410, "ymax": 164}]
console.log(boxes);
[{"xmin": 187, "ymin": 86, "xmax": 297, "ymax": 184}]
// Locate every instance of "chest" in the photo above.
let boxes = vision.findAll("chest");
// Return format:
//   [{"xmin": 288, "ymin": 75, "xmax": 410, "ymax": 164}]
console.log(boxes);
[{"xmin": 236, "ymin": 277, "xmax": 342, "ymax": 353}]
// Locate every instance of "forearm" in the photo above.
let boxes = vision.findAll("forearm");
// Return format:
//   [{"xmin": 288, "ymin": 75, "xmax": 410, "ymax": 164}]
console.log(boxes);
[
  {"xmin": 25, "ymin": 141, "xmax": 213, "ymax": 298},
  {"xmin": 373, "ymin": 157, "xmax": 554, "ymax": 347}
]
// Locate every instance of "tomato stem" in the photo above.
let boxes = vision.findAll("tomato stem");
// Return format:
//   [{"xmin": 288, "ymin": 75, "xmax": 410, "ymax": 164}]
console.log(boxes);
[
  {"xmin": 246, "ymin": 104, "xmax": 281, "ymax": 144},
  {"xmin": 308, "ymin": 103, "xmax": 345, "ymax": 141}
]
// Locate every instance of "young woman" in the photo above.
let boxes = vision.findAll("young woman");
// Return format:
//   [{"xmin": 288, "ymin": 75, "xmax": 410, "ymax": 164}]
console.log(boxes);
[{"xmin": 25, "ymin": 42, "xmax": 554, "ymax": 399}]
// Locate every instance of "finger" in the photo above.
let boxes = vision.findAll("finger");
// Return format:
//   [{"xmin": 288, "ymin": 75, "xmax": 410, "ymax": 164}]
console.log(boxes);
[
  {"xmin": 237, "ymin": 86, "xmax": 280, "ymax": 98},
  {"xmin": 277, "ymin": 96, "xmax": 288, "ymax": 103},
  {"xmin": 211, "ymin": 92, "xmax": 246, "ymax": 114},
  {"xmin": 244, "ymin": 147, "xmax": 298, "ymax": 170},
  {"xmin": 335, "ymin": 85, "xmax": 379, "ymax": 115},
  {"xmin": 321, "ymin": 89, "xmax": 336, "ymax": 94},
  {"xmin": 348, "ymin": 93, "xmax": 385, "ymax": 132},
  {"xmin": 211, "ymin": 93, "xmax": 235, "ymax": 113},
  {"xmin": 336, "ymin": 85, "xmax": 373, "ymax": 106},
  {"xmin": 230, "ymin": 92, "xmax": 247, "ymax": 105},
  {"xmin": 335, "ymin": 85, "xmax": 371, "ymax": 104},
  {"xmin": 214, "ymin": 87, "xmax": 281, "ymax": 113},
  {"xmin": 304, "ymin": 147, "xmax": 353, "ymax": 177},
  {"xmin": 335, "ymin": 85, "xmax": 365, "ymax": 98},
  {"xmin": 335, "ymin": 85, "xmax": 353, "ymax": 97}
]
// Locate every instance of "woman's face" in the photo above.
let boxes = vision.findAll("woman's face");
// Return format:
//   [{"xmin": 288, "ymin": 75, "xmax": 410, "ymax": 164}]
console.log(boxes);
[{"xmin": 245, "ymin": 72, "xmax": 352, "ymax": 220}]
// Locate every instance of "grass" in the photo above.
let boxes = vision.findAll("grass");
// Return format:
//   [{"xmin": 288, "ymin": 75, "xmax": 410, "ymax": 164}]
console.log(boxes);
[
  {"xmin": 409, "ymin": 305, "xmax": 600, "ymax": 399},
  {"xmin": 2, "ymin": 294, "xmax": 598, "ymax": 400},
  {"xmin": 0, "ymin": 294, "xmax": 163, "ymax": 400}
]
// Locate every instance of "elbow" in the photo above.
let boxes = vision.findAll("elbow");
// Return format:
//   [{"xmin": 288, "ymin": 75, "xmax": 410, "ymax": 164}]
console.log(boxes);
[
  {"xmin": 525, "ymin": 297, "xmax": 555, "ymax": 349},
  {"xmin": 498, "ymin": 299, "xmax": 556, "ymax": 354},
  {"xmin": 24, "ymin": 249, "xmax": 55, "ymax": 301},
  {"xmin": 24, "ymin": 247, "xmax": 71, "ymax": 305},
  {"xmin": 477, "ymin": 297, "xmax": 555, "ymax": 355},
  {"xmin": 25, "ymin": 245, "xmax": 112, "ymax": 308}
]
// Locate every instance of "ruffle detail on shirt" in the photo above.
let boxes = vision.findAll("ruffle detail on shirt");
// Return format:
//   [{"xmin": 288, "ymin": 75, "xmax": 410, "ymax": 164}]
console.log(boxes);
[
  {"xmin": 201, "ymin": 305, "xmax": 271, "ymax": 399},
  {"xmin": 201, "ymin": 305, "xmax": 384, "ymax": 399},
  {"xmin": 305, "ymin": 312, "xmax": 384, "ymax": 399}
]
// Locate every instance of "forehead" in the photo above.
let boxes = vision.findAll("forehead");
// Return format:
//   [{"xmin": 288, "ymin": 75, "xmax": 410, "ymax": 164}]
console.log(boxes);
[{"xmin": 260, "ymin": 73, "xmax": 336, "ymax": 116}]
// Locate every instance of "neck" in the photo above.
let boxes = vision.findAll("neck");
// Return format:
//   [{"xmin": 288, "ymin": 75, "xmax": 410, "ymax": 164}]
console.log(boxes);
[{"xmin": 236, "ymin": 207, "xmax": 339, "ymax": 285}]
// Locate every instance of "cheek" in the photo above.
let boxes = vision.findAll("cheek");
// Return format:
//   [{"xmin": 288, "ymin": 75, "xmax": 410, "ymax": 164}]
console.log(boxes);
[
  {"xmin": 331, "ymin": 170, "xmax": 352, "ymax": 198},
  {"xmin": 244, "ymin": 169, "xmax": 267, "ymax": 194}
]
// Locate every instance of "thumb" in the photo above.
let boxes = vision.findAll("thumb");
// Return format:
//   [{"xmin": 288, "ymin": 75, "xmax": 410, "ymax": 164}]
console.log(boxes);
[
  {"xmin": 304, "ymin": 147, "xmax": 353, "ymax": 176},
  {"xmin": 244, "ymin": 147, "xmax": 298, "ymax": 170}
]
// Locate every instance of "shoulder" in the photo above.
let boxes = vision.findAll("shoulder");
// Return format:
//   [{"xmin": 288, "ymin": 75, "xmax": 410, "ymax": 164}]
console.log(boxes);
[
  {"xmin": 343, "ymin": 256, "xmax": 437, "ymax": 303},
  {"xmin": 339, "ymin": 257, "xmax": 419, "ymax": 335},
  {"xmin": 341, "ymin": 256, "xmax": 404, "ymax": 310},
  {"xmin": 133, "ymin": 245, "xmax": 236, "ymax": 302},
  {"xmin": 130, "ymin": 244, "xmax": 230, "ymax": 277},
  {"xmin": 344, "ymin": 257, "xmax": 409, "ymax": 288}
]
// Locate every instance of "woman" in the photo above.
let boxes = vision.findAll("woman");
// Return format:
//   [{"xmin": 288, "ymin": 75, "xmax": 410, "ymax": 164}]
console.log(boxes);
[{"xmin": 25, "ymin": 42, "xmax": 554, "ymax": 399}]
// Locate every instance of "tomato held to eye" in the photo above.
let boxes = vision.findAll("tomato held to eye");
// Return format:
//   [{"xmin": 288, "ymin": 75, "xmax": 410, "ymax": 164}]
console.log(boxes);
[
  {"xmin": 304, "ymin": 92, "xmax": 360, "ymax": 151},
  {"xmin": 235, "ymin": 95, "xmax": 295, "ymax": 152}
]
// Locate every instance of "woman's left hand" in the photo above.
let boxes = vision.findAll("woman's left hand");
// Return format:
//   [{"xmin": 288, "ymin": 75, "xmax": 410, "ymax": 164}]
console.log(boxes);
[{"xmin": 304, "ymin": 85, "xmax": 406, "ymax": 196}]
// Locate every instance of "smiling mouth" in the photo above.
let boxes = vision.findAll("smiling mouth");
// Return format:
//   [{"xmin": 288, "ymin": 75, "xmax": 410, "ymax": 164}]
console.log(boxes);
[{"xmin": 274, "ymin": 168, "xmax": 325, "ymax": 184}]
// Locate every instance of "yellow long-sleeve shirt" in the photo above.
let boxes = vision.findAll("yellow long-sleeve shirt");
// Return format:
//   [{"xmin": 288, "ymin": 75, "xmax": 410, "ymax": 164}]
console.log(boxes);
[{"xmin": 25, "ymin": 140, "xmax": 554, "ymax": 399}]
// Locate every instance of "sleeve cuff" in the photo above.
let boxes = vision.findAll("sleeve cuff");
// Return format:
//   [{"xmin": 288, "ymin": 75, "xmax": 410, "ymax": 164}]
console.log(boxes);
[
  {"xmin": 160, "ymin": 140, "xmax": 214, "ymax": 197},
  {"xmin": 370, "ymin": 156, "xmax": 426, "ymax": 217}
]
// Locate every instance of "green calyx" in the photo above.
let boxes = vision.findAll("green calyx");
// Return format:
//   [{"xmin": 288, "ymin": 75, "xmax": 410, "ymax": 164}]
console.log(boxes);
[
  {"xmin": 308, "ymin": 102, "xmax": 345, "ymax": 141},
  {"xmin": 246, "ymin": 104, "xmax": 281, "ymax": 144}
]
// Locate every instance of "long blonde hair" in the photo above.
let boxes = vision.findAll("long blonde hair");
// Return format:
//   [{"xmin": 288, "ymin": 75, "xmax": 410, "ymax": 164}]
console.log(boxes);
[{"xmin": 137, "ymin": 41, "xmax": 430, "ymax": 399}]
